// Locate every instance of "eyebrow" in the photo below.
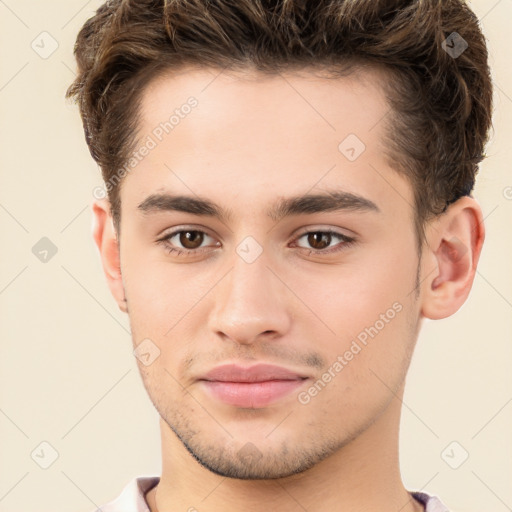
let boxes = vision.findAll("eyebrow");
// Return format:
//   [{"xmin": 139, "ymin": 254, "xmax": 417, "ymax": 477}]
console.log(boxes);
[{"xmin": 137, "ymin": 190, "xmax": 380, "ymax": 223}]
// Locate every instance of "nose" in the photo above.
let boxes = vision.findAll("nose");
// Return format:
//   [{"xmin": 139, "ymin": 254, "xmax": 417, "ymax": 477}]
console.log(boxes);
[{"xmin": 207, "ymin": 248, "xmax": 292, "ymax": 346}]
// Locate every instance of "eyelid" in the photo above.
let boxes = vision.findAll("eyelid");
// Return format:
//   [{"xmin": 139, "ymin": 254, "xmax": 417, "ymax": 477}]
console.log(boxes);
[
  {"xmin": 158, "ymin": 225, "xmax": 353, "ymax": 242},
  {"xmin": 157, "ymin": 224, "xmax": 215, "ymax": 239},
  {"xmin": 293, "ymin": 224, "xmax": 356, "ymax": 238},
  {"xmin": 157, "ymin": 226, "xmax": 219, "ymax": 249},
  {"xmin": 157, "ymin": 225, "xmax": 357, "ymax": 256},
  {"xmin": 292, "ymin": 229, "xmax": 356, "ymax": 253}
]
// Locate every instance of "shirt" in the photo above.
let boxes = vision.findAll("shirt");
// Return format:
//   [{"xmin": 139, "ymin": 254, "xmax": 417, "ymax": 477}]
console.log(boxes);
[{"xmin": 91, "ymin": 475, "xmax": 451, "ymax": 512}]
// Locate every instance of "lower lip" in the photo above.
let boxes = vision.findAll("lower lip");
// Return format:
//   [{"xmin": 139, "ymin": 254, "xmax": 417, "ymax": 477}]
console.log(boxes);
[{"xmin": 200, "ymin": 379, "xmax": 307, "ymax": 408}]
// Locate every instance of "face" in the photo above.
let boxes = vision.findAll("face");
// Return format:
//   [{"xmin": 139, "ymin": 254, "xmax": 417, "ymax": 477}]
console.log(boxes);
[{"xmin": 116, "ymin": 66, "xmax": 424, "ymax": 479}]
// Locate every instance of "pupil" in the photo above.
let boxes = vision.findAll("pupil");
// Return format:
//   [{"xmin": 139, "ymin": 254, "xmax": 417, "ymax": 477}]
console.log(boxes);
[
  {"xmin": 181, "ymin": 231, "xmax": 203, "ymax": 249},
  {"xmin": 308, "ymin": 232, "xmax": 330, "ymax": 250}
]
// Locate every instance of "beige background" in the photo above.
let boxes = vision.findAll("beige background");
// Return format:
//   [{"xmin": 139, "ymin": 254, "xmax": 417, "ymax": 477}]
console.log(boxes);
[{"xmin": 0, "ymin": 1, "xmax": 511, "ymax": 511}]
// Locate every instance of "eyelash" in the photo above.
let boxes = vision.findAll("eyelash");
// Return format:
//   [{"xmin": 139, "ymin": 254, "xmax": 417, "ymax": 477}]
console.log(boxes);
[{"xmin": 156, "ymin": 228, "xmax": 356, "ymax": 257}]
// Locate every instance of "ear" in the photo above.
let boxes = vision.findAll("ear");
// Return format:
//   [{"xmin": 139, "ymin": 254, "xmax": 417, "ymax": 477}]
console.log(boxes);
[
  {"xmin": 92, "ymin": 199, "xmax": 128, "ymax": 313},
  {"xmin": 420, "ymin": 196, "xmax": 485, "ymax": 320}
]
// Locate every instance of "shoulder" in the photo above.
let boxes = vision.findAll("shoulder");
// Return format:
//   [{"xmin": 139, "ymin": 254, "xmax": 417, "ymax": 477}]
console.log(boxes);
[
  {"xmin": 411, "ymin": 490, "xmax": 451, "ymax": 512},
  {"xmin": 90, "ymin": 475, "xmax": 160, "ymax": 512}
]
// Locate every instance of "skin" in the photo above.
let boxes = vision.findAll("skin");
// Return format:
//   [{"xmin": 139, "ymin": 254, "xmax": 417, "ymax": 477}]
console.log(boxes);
[{"xmin": 92, "ymin": 65, "xmax": 484, "ymax": 512}]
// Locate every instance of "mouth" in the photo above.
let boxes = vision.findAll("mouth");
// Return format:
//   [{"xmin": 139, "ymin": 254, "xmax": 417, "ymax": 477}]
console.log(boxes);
[{"xmin": 197, "ymin": 363, "xmax": 309, "ymax": 408}]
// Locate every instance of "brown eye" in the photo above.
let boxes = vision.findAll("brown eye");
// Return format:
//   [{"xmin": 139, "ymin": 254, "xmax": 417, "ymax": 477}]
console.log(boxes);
[
  {"xmin": 306, "ymin": 232, "xmax": 332, "ymax": 250},
  {"xmin": 294, "ymin": 229, "xmax": 356, "ymax": 255},
  {"xmin": 178, "ymin": 230, "xmax": 204, "ymax": 249},
  {"xmin": 157, "ymin": 228, "xmax": 219, "ymax": 257}
]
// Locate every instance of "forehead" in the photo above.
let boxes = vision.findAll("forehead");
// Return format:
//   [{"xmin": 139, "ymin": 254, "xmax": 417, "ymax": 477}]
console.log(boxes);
[
  {"xmin": 137, "ymin": 64, "xmax": 392, "ymax": 150},
  {"xmin": 124, "ymin": 64, "xmax": 413, "ymax": 227},
  {"xmin": 138, "ymin": 65, "xmax": 391, "ymax": 168}
]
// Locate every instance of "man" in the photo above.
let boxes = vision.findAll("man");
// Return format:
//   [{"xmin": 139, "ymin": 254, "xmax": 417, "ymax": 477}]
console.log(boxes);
[{"xmin": 66, "ymin": 0, "xmax": 493, "ymax": 511}]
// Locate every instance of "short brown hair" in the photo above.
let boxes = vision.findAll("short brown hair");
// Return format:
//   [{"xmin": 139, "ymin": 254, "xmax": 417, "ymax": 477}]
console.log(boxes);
[{"xmin": 66, "ymin": 0, "xmax": 493, "ymax": 239}]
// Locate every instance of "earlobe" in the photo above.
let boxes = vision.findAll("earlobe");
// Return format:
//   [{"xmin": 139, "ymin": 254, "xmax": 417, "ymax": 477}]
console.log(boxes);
[
  {"xmin": 421, "ymin": 197, "xmax": 485, "ymax": 320},
  {"xmin": 92, "ymin": 199, "xmax": 128, "ymax": 313}
]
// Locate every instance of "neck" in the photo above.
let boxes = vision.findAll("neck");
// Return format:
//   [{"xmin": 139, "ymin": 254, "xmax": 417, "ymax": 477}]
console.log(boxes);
[{"xmin": 147, "ymin": 388, "xmax": 423, "ymax": 512}]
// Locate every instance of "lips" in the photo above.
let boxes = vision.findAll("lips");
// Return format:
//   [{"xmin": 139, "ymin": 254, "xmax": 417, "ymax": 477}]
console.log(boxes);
[
  {"xmin": 201, "ymin": 363, "xmax": 309, "ymax": 383},
  {"xmin": 198, "ymin": 363, "xmax": 309, "ymax": 408}
]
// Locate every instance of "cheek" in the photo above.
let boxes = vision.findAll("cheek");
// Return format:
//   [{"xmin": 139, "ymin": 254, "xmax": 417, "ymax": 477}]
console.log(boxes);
[
  {"xmin": 122, "ymin": 254, "xmax": 220, "ymax": 378},
  {"xmin": 291, "ymin": 246, "xmax": 417, "ymax": 338},
  {"xmin": 122, "ymin": 249, "xmax": 204, "ymax": 333},
  {"xmin": 297, "ymin": 295, "xmax": 417, "ymax": 427},
  {"xmin": 293, "ymin": 244, "xmax": 419, "ymax": 386},
  {"xmin": 123, "ymin": 230, "xmax": 419, "ymax": 364}
]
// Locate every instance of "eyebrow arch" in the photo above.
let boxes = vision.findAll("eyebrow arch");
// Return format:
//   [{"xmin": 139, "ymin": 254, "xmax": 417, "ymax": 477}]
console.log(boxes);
[{"xmin": 137, "ymin": 190, "xmax": 380, "ymax": 223}]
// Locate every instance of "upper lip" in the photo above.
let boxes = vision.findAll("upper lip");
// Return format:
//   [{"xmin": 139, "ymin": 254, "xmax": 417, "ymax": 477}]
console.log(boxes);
[{"xmin": 199, "ymin": 363, "xmax": 309, "ymax": 383}]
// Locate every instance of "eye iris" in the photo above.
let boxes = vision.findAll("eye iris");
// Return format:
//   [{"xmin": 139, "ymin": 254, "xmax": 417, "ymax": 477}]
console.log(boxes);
[
  {"xmin": 180, "ymin": 231, "xmax": 203, "ymax": 249},
  {"xmin": 308, "ymin": 232, "xmax": 331, "ymax": 250}
]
